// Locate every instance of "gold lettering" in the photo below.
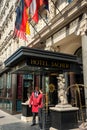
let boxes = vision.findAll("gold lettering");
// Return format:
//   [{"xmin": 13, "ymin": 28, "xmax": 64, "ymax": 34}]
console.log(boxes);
[
  {"xmin": 30, "ymin": 59, "xmax": 69, "ymax": 68},
  {"xmin": 61, "ymin": 63, "xmax": 65, "ymax": 68},
  {"xmin": 30, "ymin": 59, "xmax": 48, "ymax": 66},
  {"xmin": 30, "ymin": 59, "xmax": 36, "ymax": 64},
  {"xmin": 51, "ymin": 62, "xmax": 60, "ymax": 67},
  {"xmin": 51, "ymin": 62, "xmax": 69, "ymax": 68},
  {"xmin": 66, "ymin": 64, "xmax": 69, "ymax": 68}
]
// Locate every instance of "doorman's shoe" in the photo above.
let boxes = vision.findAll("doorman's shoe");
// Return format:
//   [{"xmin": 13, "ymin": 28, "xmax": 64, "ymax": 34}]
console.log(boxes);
[{"xmin": 31, "ymin": 123, "xmax": 36, "ymax": 126}]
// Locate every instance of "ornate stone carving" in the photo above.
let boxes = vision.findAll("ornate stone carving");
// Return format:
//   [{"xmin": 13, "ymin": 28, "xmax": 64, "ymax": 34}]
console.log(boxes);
[
  {"xmin": 76, "ymin": 14, "xmax": 87, "ymax": 36},
  {"xmin": 56, "ymin": 74, "xmax": 72, "ymax": 108},
  {"xmin": 57, "ymin": 75, "xmax": 68, "ymax": 105}
]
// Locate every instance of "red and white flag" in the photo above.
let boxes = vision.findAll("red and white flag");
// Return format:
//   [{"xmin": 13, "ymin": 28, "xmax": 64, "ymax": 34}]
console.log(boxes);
[
  {"xmin": 25, "ymin": 0, "xmax": 39, "ymax": 23},
  {"xmin": 24, "ymin": 0, "xmax": 46, "ymax": 23},
  {"xmin": 30, "ymin": 0, "xmax": 38, "ymax": 23}
]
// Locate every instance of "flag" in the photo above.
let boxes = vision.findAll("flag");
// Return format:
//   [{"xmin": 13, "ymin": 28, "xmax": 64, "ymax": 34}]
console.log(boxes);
[
  {"xmin": 24, "ymin": 0, "xmax": 30, "ymax": 34},
  {"xmin": 20, "ymin": 6, "xmax": 29, "ymax": 33},
  {"xmin": 29, "ymin": 0, "xmax": 39, "ymax": 23},
  {"xmin": 14, "ymin": 0, "xmax": 30, "ymax": 41},
  {"xmin": 14, "ymin": 28, "xmax": 28, "ymax": 41},
  {"xmin": 29, "ymin": 0, "xmax": 47, "ymax": 23},
  {"xmin": 24, "ymin": 0, "xmax": 39, "ymax": 23},
  {"xmin": 24, "ymin": 0, "xmax": 48, "ymax": 23},
  {"xmin": 26, "ymin": 21, "xmax": 30, "ymax": 34},
  {"xmin": 37, "ymin": 0, "xmax": 48, "ymax": 10},
  {"xmin": 15, "ymin": 0, "xmax": 24, "ymax": 30},
  {"xmin": 37, "ymin": 0, "xmax": 44, "ymax": 10},
  {"xmin": 24, "ymin": 0, "xmax": 32, "ymax": 7}
]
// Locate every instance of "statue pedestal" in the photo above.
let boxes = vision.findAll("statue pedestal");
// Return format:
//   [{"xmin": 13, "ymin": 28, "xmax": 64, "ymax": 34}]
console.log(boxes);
[
  {"xmin": 49, "ymin": 106, "xmax": 79, "ymax": 130},
  {"xmin": 21, "ymin": 103, "xmax": 32, "ymax": 122}
]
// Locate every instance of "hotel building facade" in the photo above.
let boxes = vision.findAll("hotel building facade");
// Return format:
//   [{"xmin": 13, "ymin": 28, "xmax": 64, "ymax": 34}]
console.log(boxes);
[{"xmin": 0, "ymin": 0, "xmax": 87, "ymax": 122}]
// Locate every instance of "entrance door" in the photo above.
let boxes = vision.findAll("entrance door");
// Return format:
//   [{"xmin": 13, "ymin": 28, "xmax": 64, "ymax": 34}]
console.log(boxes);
[
  {"xmin": 48, "ymin": 75, "xmax": 58, "ymax": 105},
  {"xmin": 41, "ymin": 73, "xmax": 58, "ymax": 107},
  {"xmin": 23, "ymin": 74, "xmax": 33, "ymax": 102}
]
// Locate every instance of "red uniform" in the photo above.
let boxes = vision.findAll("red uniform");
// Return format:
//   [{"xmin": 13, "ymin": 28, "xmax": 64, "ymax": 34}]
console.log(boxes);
[
  {"xmin": 29, "ymin": 92, "xmax": 39, "ymax": 113},
  {"xmin": 29, "ymin": 87, "xmax": 40, "ymax": 126}
]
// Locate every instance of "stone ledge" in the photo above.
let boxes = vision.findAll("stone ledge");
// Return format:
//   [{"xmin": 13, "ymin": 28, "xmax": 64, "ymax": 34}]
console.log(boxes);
[
  {"xmin": 50, "ymin": 106, "xmax": 79, "ymax": 111},
  {"xmin": 50, "ymin": 127, "xmax": 80, "ymax": 130}
]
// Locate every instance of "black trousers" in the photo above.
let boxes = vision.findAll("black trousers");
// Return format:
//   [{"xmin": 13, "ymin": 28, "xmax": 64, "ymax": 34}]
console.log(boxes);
[{"xmin": 32, "ymin": 112, "xmax": 38, "ymax": 124}]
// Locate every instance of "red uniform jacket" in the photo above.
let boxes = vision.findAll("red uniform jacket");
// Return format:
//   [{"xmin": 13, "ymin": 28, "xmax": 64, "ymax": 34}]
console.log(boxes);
[{"xmin": 29, "ymin": 92, "xmax": 39, "ymax": 113}]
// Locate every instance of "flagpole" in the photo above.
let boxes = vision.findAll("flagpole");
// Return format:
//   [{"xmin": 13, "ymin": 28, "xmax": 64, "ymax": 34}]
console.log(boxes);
[
  {"xmin": 38, "ymin": 11, "xmax": 50, "ymax": 27},
  {"xmin": 51, "ymin": 0, "xmax": 63, "ymax": 16},
  {"xmin": 29, "ymin": 21, "xmax": 41, "ymax": 37}
]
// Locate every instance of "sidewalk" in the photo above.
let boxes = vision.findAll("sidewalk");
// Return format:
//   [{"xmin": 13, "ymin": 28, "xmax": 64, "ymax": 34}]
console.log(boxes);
[
  {"xmin": 0, "ymin": 110, "xmax": 39, "ymax": 130},
  {"xmin": 0, "ymin": 109, "xmax": 86, "ymax": 130}
]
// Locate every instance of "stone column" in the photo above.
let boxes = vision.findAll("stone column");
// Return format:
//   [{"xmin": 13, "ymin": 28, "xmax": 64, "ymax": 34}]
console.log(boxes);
[{"xmin": 81, "ymin": 33, "xmax": 87, "ymax": 109}]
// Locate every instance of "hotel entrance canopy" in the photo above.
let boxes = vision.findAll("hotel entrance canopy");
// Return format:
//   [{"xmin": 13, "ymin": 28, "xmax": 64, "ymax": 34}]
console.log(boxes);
[{"xmin": 4, "ymin": 46, "xmax": 80, "ymax": 74}]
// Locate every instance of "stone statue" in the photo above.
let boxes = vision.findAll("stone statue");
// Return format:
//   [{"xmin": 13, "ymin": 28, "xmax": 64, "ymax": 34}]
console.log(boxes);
[{"xmin": 57, "ymin": 75, "xmax": 68, "ymax": 105}]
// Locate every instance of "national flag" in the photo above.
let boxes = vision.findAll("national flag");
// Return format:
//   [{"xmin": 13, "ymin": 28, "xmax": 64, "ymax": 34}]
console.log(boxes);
[
  {"xmin": 24, "ymin": 0, "xmax": 48, "ymax": 23},
  {"xmin": 14, "ymin": 0, "xmax": 30, "ymax": 41},
  {"xmin": 37, "ymin": 0, "xmax": 44, "ymax": 10},
  {"xmin": 15, "ymin": 0, "xmax": 24, "ymax": 30},
  {"xmin": 24, "ymin": 0, "xmax": 39, "ymax": 23},
  {"xmin": 24, "ymin": 0, "xmax": 32, "ymax": 7},
  {"xmin": 26, "ymin": 21, "xmax": 30, "ymax": 34},
  {"xmin": 20, "ymin": 6, "xmax": 29, "ymax": 32},
  {"xmin": 14, "ymin": 28, "xmax": 28, "ymax": 41},
  {"xmin": 25, "ymin": 0, "xmax": 44, "ymax": 9},
  {"xmin": 14, "ymin": 0, "xmax": 48, "ymax": 41},
  {"xmin": 24, "ymin": 1, "xmax": 30, "ymax": 34},
  {"xmin": 29, "ymin": 0, "xmax": 39, "ymax": 23}
]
